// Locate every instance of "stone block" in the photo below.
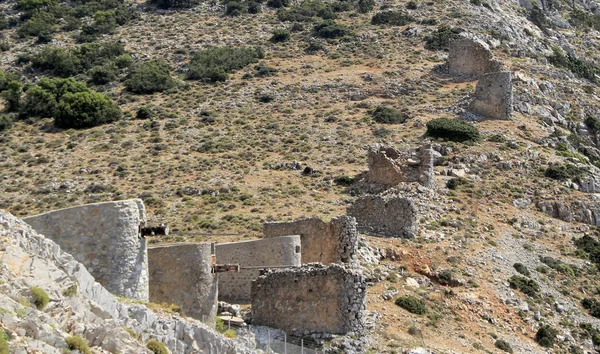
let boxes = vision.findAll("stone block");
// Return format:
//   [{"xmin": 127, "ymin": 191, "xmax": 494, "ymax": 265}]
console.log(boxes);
[
  {"xmin": 448, "ymin": 37, "xmax": 503, "ymax": 79},
  {"xmin": 468, "ymin": 71, "xmax": 513, "ymax": 120},
  {"xmin": 347, "ymin": 194, "xmax": 418, "ymax": 238}
]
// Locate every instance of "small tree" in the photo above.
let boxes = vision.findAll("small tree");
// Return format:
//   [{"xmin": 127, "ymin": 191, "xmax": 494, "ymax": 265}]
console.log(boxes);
[
  {"xmin": 54, "ymin": 91, "xmax": 121, "ymax": 129},
  {"xmin": 535, "ymin": 325, "xmax": 557, "ymax": 348},
  {"xmin": 125, "ymin": 59, "xmax": 175, "ymax": 94}
]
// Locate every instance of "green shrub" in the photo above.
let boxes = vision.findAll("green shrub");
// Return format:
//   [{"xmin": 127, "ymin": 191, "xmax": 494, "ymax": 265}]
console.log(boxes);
[
  {"xmin": 535, "ymin": 325, "xmax": 557, "ymax": 348},
  {"xmin": 371, "ymin": 105, "xmax": 407, "ymax": 124},
  {"xmin": 146, "ymin": 339, "xmax": 168, "ymax": 354},
  {"xmin": 582, "ymin": 298, "xmax": 600, "ymax": 318},
  {"xmin": 267, "ymin": 0, "xmax": 289, "ymax": 8},
  {"xmin": 31, "ymin": 287, "xmax": 49, "ymax": 309},
  {"xmin": 548, "ymin": 46, "xmax": 599, "ymax": 83},
  {"xmin": 0, "ymin": 115, "xmax": 13, "ymax": 132},
  {"xmin": 0, "ymin": 70, "xmax": 19, "ymax": 92},
  {"xmin": 15, "ymin": 0, "xmax": 57, "ymax": 12},
  {"xmin": 187, "ymin": 47, "xmax": 263, "ymax": 82},
  {"xmin": 54, "ymin": 91, "xmax": 121, "ymax": 129},
  {"xmin": 569, "ymin": 8, "xmax": 600, "ymax": 31},
  {"xmin": 125, "ymin": 59, "xmax": 174, "ymax": 94},
  {"xmin": 540, "ymin": 256, "xmax": 579, "ymax": 277},
  {"xmin": 20, "ymin": 77, "xmax": 89, "ymax": 118},
  {"xmin": 3, "ymin": 81, "xmax": 21, "ymax": 112},
  {"xmin": 254, "ymin": 63, "xmax": 278, "ymax": 77},
  {"xmin": 136, "ymin": 106, "xmax": 154, "ymax": 120},
  {"xmin": 574, "ymin": 235, "xmax": 600, "ymax": 265},
  {"xmin": 17, "ymin": 12, "xmax": 55, "ymax": 38},
  {"xmin": 529, "ymin": 5, "xmax": 549, "ymax": 31},
  {"xmin": 277, "ymin": 0, "xmax": 336, "ymax": 22},
  {"xmin": 313, "ymin": 20, "xmax": 352, "ymax": 38},
  {"xmin": 395, "ymin": 295, "xmax": 427, "ymax": 315},
  {"xmin": 544, "ymin": 164, "xmax": 586, "ymax": 181},
  {"xmin": 66, "ymin": 336, "xmax": 91, "ymax": 354},
  {"xmin": 508, "ymin": 275, "xmax": 540, "ymax": 297},
  {"xmin": 585, "ymin": 114, "xmax": 600, "ymax": 134},
  {"xmin": 371, "ymin": 11, "xmax": 414, "ymax": 26},
  {"xmin": 513, "ymin": 263, "xmax": 530, "ymax": 276},
  {"xmin": 425, "ymin": 25, "xmax": 462, "ymax": 50},
  {"xmin": 406, "ymin": 0, "xmax": 418, "ymax": 9},
  {"xmin": 426, "ymin": 118, "xmax": 480, "ymax": 142},
  {"xmin": 62, "ymin": 284, "xmax": 77, "ymax": 297},
  {"xmin": 90, "ymin": 64, "xmax": 117, "ymax": 85},
  {"xmin": 358, "ymin": 0, "xmax": 374, "ymax": 13},
  {"xmin": 446, "ymin": 177, "xmax": 466, "ymax": 190},
  {"xmin": 0, "ymin": 329, "xmax": 7, "ymax": 354},
  {"xmin": 333, "ymin": 175, "xmax": 354, "ymax": 186},
  {"xmin": 494, "ymin": 339, "xmax": 513, "ymax": 353},
  {"xmin": 270, "ymin": 29, "xmax": 290, "ymax": 42},
  {"xmin": 115, "ymin": 54, "xmax": 134, "ymax": 69}
]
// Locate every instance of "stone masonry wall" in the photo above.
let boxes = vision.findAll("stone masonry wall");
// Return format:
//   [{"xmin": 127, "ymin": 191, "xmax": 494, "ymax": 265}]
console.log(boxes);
[
  {"xmin": 468, "ymin": 71, "xmax": 513, "ymax": 120},
  {"xmin": 262, "ymin": 216, "xmax": 357, "ymax": 264},
  {"xmin": 23, "ymin": 199, "xmax": 149, "ymax": 300},
  {"xmin": 215, "ymin": 235, "xmax": 301, "ymax": 302},
  {"xmin": 251, "ymin": 263, "xmax": 366, "ymax": 336},
  {"xmin": 448, "ymin": 37, "xmax": 503, "ymax": 79},
  {"xmin": 148, "ymin": 243, "xmax": 217, "ymax": 326},
  {"xmin": 366, "ymin": 144, "xmax": 434, "ymax": 188},
  {"xmin": 347, "ymin": 194, "xmax": 418, "ymax": 238}
]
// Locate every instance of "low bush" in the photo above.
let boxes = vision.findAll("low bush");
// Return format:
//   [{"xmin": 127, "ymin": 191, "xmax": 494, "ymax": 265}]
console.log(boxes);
[
  {"xmin": 66, "ymin": 336, "xmax": 91, "ymax": 354},
  {"xmin": 446, "ymin": 177, "xmax": 466, "ymax": 190},
  {"xmin": 574, "ymin": 235, "xmax": 600, "ymax": 265},
  {"xmin": 582, "ymin": 298, "xmax": 600, "ymax": 318},
  {"xmin": 395, "ymin": 295, "xmax": 427, "ymax": 315},
  {"xmin": 254, "ymin": 63, "xmax": 278, "ymax": 77},
  {"xmin": 585, "ymin": 114, "xmax": 600, "ymax": 134},
  {"xmin": 513, "ymin": 263, "xmax": 530, "ymax": 276},
  {"xmin": 30, "ymin": 286, "xmax": 49, "ymax": 309},
  {"xmin": 89, "ymin": 64, "xmax": 117, "ymax": 85},
  {"xmin": 535, "ymin": 325, "xmax": 557, "ymax": 348},
  {"xmin": 544, "ymin": 164, "xmax": 586, "ymax": 182},
  {"xmin": 270, "ymin": 29, "xmax": 290, "ymax": 42},
  {"xmin": 540, "ymin": 256, "xmax": 579, "ymax": 277},
  {"xmin": 508, "ymin": 275, "xmax": 540, "ymax": 297},
  {"xmin": 3, "ymin": 81, "xmax": 21, "ymax": 112},
  {"xmin": 425, "ymin": 25, "xmax": 462, "ymax": 51},
  {"xmin": 125, "ymin": 59, "xmax": 175, "ymax": 94},
  {"xmin": 277, "ymin": 0, "xmax": 336, "ymax": 22},
  {"xmin": 0, "ymin": 115, "xmax": 12, "ymax": 132},
  {"xmin": 426, "ymin": 118, "xmax": 480, "ymax": 142},
  {"xmin": 146, "ymin": 339, "xmax": 168, "ymax": 354},
  {"xmin": 0, "ymin": 70, "xmax": 19, "ymax": 92},
  {"xmin": 136, "ymin": 106, "xmax": 154, "ymax": 120},
  {"xmin": 569, "ymin": 8, "xmax": 600, "ymax": 31},
  {"xmin": 54, "ymin": 91, "xmax": 121, "ymax": 129},
  {"xmin": 406, "ymin": 0, "xmax": 418, "ymax": 9},
  {"xmin": 267, "ymin": 0, "xmax": 289, "ymax": 8},
  {"xmin": 17, "ymin": 12, "xmax": 55, "ymax": 39},
  {"xmin": 20, "ymin": 77, "xmax": 88, "ymax": 118},
  {"xmin": 62, "ymin": 284, "xmax": 77, "ymax": 297},
  {"xmin": 358, "ymin": 0, "xmax": 374, "ymax": 13},
  {"xmin": 313, "ymin": 20, "xmax": 352, "ymax": 38},
  {"xmin": 549, "ymin": 46, "xmax": 599, "ymax": 83},
  {"xmin": 371, "ymin": 11, "xmax": 414, "ymax": 26},
  {"xmin": 371, "ymin": 105, "xmax": 407, "ymax": 124},
  {"xmin": 187, "ymin": 46, "xmax": 263, "ymax": 82},
  {"xmin": 494, "ymin": 339, "xmax": 513, "ymax": 353}
]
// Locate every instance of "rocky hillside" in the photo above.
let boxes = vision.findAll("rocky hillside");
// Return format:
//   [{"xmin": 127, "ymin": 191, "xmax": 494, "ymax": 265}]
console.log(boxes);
[{"xmin": 2, "ymin": 0, "xmax": 600, "ymax": 352}]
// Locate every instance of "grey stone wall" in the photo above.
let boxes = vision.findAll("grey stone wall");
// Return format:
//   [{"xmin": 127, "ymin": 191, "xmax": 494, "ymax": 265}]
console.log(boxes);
[
  {"xmin": 263, "ymin": 216, "xmax": 357, "ymax": 264},
  {"xmin": 347, "ymin": 194, "xmax": 418, "ymax": 238},
  {"xmin": 448, "ymin": 37, "xmax": 503, "ymax": 79},
  {"xmin": 148, "ymin": 243, "xmax": 217, "ymax": 326},
  {"xmin": 251, "ymin": 263, "xmax": 366, "ymax": 336},
  {"xmin": 366, "ymin": 144, "xmax": 434, "ymax": 188},
  {"xmin": 468, "ymin": 71, "xmax": 513, "ymax": 120},
  {"xmin": 23, "ymin": 199, "xmax": 149, "ymax": 300},
  {"xmin": 215, "ymin": 235, "xmax": 301, "ymax": 302}
]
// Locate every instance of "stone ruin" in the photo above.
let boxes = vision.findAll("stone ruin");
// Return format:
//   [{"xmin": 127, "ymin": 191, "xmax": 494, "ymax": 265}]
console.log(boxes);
[
  {"xmin": 23, "ymin": 199, "xmax": 149, "ymax": 300},
  {"xmin": 347, "ymin": 193, "xmax": 418, "ymax": 238},
  {"xmin": 251, "ymin": 263, "xmax": 366, "ymax": 336},
  {"xmin": 263, "ymin": 216, "xmax": 357, "ymax": 264},
  {"xmin": 468, "ymin": 71, "xmax": 514, "ymax": 121},
  {"xmin": 215, "ymin": 235, "xmax": 301, "ymax": 302},
  {"xmin": 366, "ymin": 143, "xmax": 434, "ymax": 188},
  {"xmin": 148, "ymin": 243, "xmax": 217, "ymax": 326},
  {"xmin": 448, "ymin": 37, "xmax": 504, "ymax": 80}
]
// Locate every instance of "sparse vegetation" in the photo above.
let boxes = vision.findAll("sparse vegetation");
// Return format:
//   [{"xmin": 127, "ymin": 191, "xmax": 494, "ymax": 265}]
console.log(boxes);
[
  {"xmin": 513, "ymin": 263, "xmax": 530, "ymax": 276},
  {"xmin": 535, "ymin": 325, "xmax": 558, "ymax": 348},
  {"xmin": 0, "ymin": 329, "xmax": 8, "ymax": 354},
  {"xmin": 395, "ymin": 295, "xmax": 427, "ymax": 315},
  {"xmin": 508, "ymin": 275, "xmax": 540, "ymax": 297},
  {"xmin": 544, "ymin": 164, "xmax": 586, "ymax": 182},
  {"xmin": 62, "ymin": 284, "xmax": 77, "ymax": 297},
  {"xmin": 125, "ymin": 59, "xmax": 175, "ymax": 94},
  {"xmin": 313, "ymin": 20, "xmax": 352, "ymax": 39},
  {"xmin": 494, "ymin": 339, "xmax": 513, "ymax": 353},
  {"xmin": 581, "ymin": 298, "xmax": 600, "ymax": 318},
  {"xmin": 66, "ymin": 336, "xmax": 91, "ymax": 354},
  {"xmin": 425, "ymin": 25, "xmax": 462, "ymax": 50},
  {"xmin": 548, "ymin": 45, "xmax": 599, "ymax": 83},
  {"xmin": 30, "ymin": 286, "xmax": 49, "ymax": 310},
  {"xmin": 187, "ymin": 47, "xmax": 263, "ymax": 82},
  {"xmin": 277, "ymin": 0, "xmax": 336, "ymax": 22},
  {"xmin": 146, "ymin": 339, "xmax": 169, "ymax": 354},
  {"xmin": 371, "ymin": 11, "xmax": 414, "ymax": 26}
]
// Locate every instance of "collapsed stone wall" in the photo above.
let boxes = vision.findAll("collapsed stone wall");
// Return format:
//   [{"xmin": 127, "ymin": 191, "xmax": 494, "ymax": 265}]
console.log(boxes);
[
  {"xmin": 215, "ymin": 235, "xmax": 301, "ymax": 302},
  {"xmin": 366, "ymin": 144, "xmax": 434, "ymax": 188},
  {"xmin": 468, "ymin": 71, "xmax": 513, "ymax": 120},
  {"xmin": 347, "ymin": 194, "xmax": 418, "ymax": 238},
  {"xmin": 0, "ymin": 209, "xmax": 252, "ymax": 354},
  {"xmin": 263, "ymin": 216, "xmax": 357, "ymax": 264},
  {"xmin": 148, "ymin": 243, "xmax": 217, "ymax": 326},
  {"xmin": 251, "ymin": 263, "xmax": 366, "ymax": 336},
  {"xmin": 23, "ymin": 199, "xmax": 149, "ymax": 300},
  {"xmin": 448, "ymin": 37, "xmax": 503, "ymax": 79}
]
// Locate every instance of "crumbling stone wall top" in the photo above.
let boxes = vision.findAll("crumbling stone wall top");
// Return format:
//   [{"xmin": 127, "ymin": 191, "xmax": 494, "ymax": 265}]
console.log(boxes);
[
  {"xmin": 347, "ymin": 193, "xmax": 418, "ymax": 238},
  {"xmin": 251, "ymin": 263, "xmax": 366, "ymax": 336},
  {"xmin": 263, "ymin": 216, "xmax": 357, "ymax": 264},
  {"xmin": 366, "ymin": 143, "xmax": 434, "ymax": 188},
  {"xmin": 468, "ymin": 71, "xmax": 513, "ymax": 121},
  {"xmin": 448, "ymin": 37, "xmax": 504, "ymax": 80}
]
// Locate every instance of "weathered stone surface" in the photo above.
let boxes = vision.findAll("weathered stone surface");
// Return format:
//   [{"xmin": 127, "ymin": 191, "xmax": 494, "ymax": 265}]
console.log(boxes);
[
  {"xmin": 448, "ymin": 37, "xmax": 504, "ymax": 79},
  {"xmin": 263, "ymin": 216, "xmax": 357, "ymax": 264},
  {"xmin": 366, "ymin": 144, "xmax": 434, "ymax": 188},
  {"xmin": 0, "ymin": 209, "xmax": 254, "ymax": 354},
  {"xmin": 347, "ymin": 194, "xmax": 418, "ymax": 238},
  {"xmin": 536, "ymin": 195, "xmax": 600, "ymax": 226},
  {"xmin": 23, "ymin": 199, "xmax": 149, "ymax": 300},
  {"xmin": 216, "ymin": 236, "xmax": 301, "ymax": 302},
  {"xmin": 468, "ymin": 71, "xmax": 513, "ymax": 121},
  {"xmin": 251, "ymin": 263, "xmax": 366, "ymax": 336},
  {"xmin": 149, "ymin": 243, "xmax": 218, "ymax": 326}
]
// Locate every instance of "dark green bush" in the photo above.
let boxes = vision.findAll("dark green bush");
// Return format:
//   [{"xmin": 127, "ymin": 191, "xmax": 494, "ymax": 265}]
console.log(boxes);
[
  {"xmin": 333, "ymin": 175, "xmax": 354, "ymax": 186},
  {"xmin": 90, "ymin": 64, "xmax": 117, "ymax": 85},
  {"xmin": 17, "ymin": 12, "xmax": 55, "ymax": 38},
  {"xmin": 371, "ymin": 105, "xmax": 407, "ymax": 124},
  {"xmin": 574, "ymin": 235, "xmax": 600, "ymax": 265},
  {"xmin": 54, "ymin": 90, "xmax": 121, "ymax": 129},
  {"xmin": 508, "ymin": 275, "xmax": 540, "ymax": 297},
  {"xmin": 540, "ymin": 256, "xmax": 579, "ymax": 277},
  {"xmin": 544, "ymin": 164, "xmax": 586, "ymax": 181},
  {"xmin": 267, "ymin": 0, "xmax": 289, "ymax": 7},
  {"xmin": 582, "ymin": 298, "xmax": 600, "ymax": 318},
  {"xmin": 313, "ymin": 20, "xmax": 352, "ymax": 38},
  {"xmin": 585, "ymin": 114, "xmax": 600, "ymax": 134},
  {"xmin": 529, "ymin": 5, "xmax": 549, "ymax": 31},
  {"xmin": 446, "ymin": 177, "xmax": 466, "ymax": 190},
  {"xmin": 513, "ymin": 263, "xmax": 530, "ymax": 276},
  {"xmin": 494, "ymin": 339, "xmax": 513, "ymax": 353},
  {"xmin": 115, "ymin": 54, "xmax": 134, "ymax": 69},
  {"xmin": 146, "ymin": 339, "xmax": 169, "ymax": 354},
  {"xmin": 224, "ymin": 1, "xmax": 248, "ymax": 16},
  {"xmin": 136, "ymin": 106, "xmax": 154, "ymax": 120},
  {"xmin": 3, "ymin": 81, "xmax": 22, "ymax": 112},
  {"xmin": 535, "ymin": 325, "xmax": 557, "ymax": 348},
  {"xmin": 426, "ymin": 118, "xmax": 480, "ymax": 142},
  {"xmin": 548, "ymin": 46, "xmax": 599, "ymax": 83},
  {"xmin": 395, "ymin": 295, "xmax": 427, "ymax": 315},
  {"xmin": 66, "ymin": 336, "xmax": 91, "ymax": 354},
  {"xmin": 0, "ymin": 115, "xmax": 13, "ymax": 132},
  {"xmin": 15, "ymin": 0, "xmax": 57, "ymax": 12},
  {"xmin": 569, "ymin": 8, "xmax": 600, "ymax": 31},
  {"xmin": 371, "ymin": 11, "xmax": 414, "ymax": 26},
  {"xmin": 187, "ymin": 47, "xmax": 263, "ymax": 82},
  {"xmin": 277, "ymin": 0, "xmax": 336, "ymax": 22},
  {"xmin": 254, "ymin": 63, "xmax": 278, "ymax": 77},
  {"xmin": 406, "ymin": 0, "xmax": 418, "ymax": 9},
  {"xmin": 358, "ymin": 0, "xmax": 374, "ymax": 13},
  {"xmin": 0, "ymin": 70, "xmax": 19, "ymax": 92},
  {"xmin": 579, "ymin": 323, "xmax": 600, "ymax": 346},
  {"xmin": 425, "ymin": 25, "xmax": 462, "ymax": 50},
  {"xmin": 31, "ymin": 286, "xmax": 49, "ymax": 309},
  {"xmin": 125, "ymin": 59, "xmax": 174, "ymax": 94},
  {"xmin": 20, "ymin": 77, "xmax": 89, "ymax": 118},
  {"xmin": 270, "ymin": 29, "xmax": 290, "ymax": 42}
]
